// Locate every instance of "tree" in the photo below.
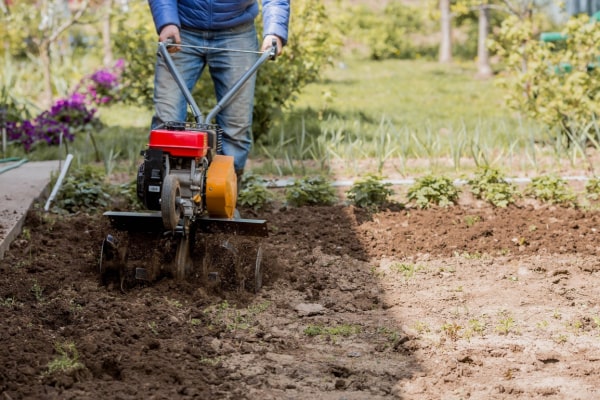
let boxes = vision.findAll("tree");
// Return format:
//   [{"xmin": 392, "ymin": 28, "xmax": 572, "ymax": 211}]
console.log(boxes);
[
  {"xmin": 2, "ymin": 0, "xmax": 92, "ymax": 108},
  {"xmin": 439, "ymin": 0, "xmax": 453, "ymax": 63}
]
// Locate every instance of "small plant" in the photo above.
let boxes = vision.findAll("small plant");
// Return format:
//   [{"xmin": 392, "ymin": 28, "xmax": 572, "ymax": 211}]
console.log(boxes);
[
  {"xmin": 147, "ymin": 321, "xmax": 159, "ymax": 336},
  {"xmin": 203, "ymin": 300, "xmax": 270, "ymax": 332},
  {"xmin": 0, "ymin": 297, "xmax": 17, "ymax": 307},
  {"xmin": 407, "ymin": 175, "xmax": 460, "ymax": 208},
  {"xmin": 346, "ymin": 174, "xmax": 394, "ymax": 209},
  {"xmin": 585, "ymin": 177, "xmax": 600, "ymax": 200},
  {"xmin": 46, "ymin": 341, "xmax": 84, "ymax": 375},
  {"xmin": 285, "ymin": 176, "xmax": 337, "ymax": 207},
  {"xmin": 53, "ymin": 165, "xmax": 112, "ymax": 213},
  {"xmin": 526, "ymin": 175, "xmax": 576, "ymax": 206},
  {"xmin": 495, "ymin": 311, "xmax": 515, "ymax": 335},
  {"xmin": 389, "ymin": 262, "xmax": 421, "ymax": 280},
  {"xmin": 412, "ymin": 321, "xmax": 431, "ymax": 334},
  {"xmin": 467, "ymin": 167, "xmax": 520, "ymax": 207},
  {"xmin": 468, "ymin": 318, "xmax": 486, "ymax": 336},
  {"xmin": 442, "ymin": 322, "xmax": 462, "ymax": 341},
  {"xmin": 238, "ymin": 174, "xmax": 274, "ymax": 211},
  {"xmin": 464, "ymin": 215, "xmax": 481, "ymax": 227},
  {"xmin": 30, "ymin": 280, "xmax": 44, "ymax": 302}
]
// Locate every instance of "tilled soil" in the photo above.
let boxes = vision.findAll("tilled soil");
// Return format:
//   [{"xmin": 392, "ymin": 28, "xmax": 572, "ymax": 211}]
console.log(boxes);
[{"xmin": 2, "ymin": 202, "xmax": 600, "ymax": 399}]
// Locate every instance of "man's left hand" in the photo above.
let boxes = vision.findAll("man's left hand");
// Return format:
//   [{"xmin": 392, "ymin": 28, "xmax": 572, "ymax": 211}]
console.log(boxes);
[{"xmin": 262, "ymin": 35, "xmax": 283, "ymax": 56}]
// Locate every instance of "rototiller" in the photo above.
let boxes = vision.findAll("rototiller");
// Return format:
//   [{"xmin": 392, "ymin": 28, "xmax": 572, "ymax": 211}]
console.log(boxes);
[{"xmin": 99, "ymin": 40, "xmax": 276, "ymax": 292}]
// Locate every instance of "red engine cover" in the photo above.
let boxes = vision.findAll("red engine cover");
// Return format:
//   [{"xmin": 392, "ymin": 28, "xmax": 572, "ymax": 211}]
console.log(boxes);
[{"xmin": 149, "ymin": 129, "xmax": 209, "ymax": 158}]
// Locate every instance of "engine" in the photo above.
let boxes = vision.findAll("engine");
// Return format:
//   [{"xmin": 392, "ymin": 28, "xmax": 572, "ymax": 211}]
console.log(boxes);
[{"xmin": 136, "ymin": 123, "xmax": 237, "ymax": 228}]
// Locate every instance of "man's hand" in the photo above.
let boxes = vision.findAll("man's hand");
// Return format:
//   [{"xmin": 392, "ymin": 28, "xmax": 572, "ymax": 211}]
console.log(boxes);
[
  {"xmin": 261, "ymin": 34, "xmax": 283, "ymax": 56},
  {"xmin": 159, "ymin": 25, "xmax": 181, "ymax": 53}
]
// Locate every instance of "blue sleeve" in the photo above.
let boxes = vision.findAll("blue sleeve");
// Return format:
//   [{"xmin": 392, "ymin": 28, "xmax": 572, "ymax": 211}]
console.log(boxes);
[
  {"xmin": 262, "ymin": 0, "xmax": 290, "ymax": 45},
  {"xmin": 148, "ymin": 0, "xmax": 181, "ymax": 34}
]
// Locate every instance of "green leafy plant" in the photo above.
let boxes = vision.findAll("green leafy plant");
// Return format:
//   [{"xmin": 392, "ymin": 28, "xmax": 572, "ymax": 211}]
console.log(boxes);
[
  {"xmin": 407, "ymin": 175, "xmax": 460, "ymax": 208},
  {"xmin": 30, "ymin": 280, "xmax": 44, "ymax": 302},
  {"xmin": 46, "ymin": 341, "xmax": 84, "ymax": 375},
  {"xmin": 492, "ymin": 13, "xmax": 600, "ymax": 144},
  {"xmin": 303, "ymin": 324, "xmax": 361, "ymax": 338},
  {"xmin": 53, "ymin": 165, "xmax": 112, "ymax": 213},
  {"xmin": 467, "ymin": 166, "xmax": 520, "ymax": 207},
  {"xmin": 496, "ymin": 311, "xmax": 516, "ymax": 335},
  {"xmin": 525, "ymin": 175, "xmax": 576, "ymax": 206},
  {"xmin": 285, "ymin": 176, "xmax": 337, "ymax": 207},
  {"xmin": 238, "ymin": 174, "xmax": 275, "ymax": 211},
  {"xmin": 346, "ymin": 174, "xmax": 394, "ymax": 210},
  {"xmin": 585, "ymin": 177, "xmax": 600, "ymax": 200}
]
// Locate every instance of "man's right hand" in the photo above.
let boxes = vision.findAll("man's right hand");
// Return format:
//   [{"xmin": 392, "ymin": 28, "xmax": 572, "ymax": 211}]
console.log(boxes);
[{"xmin": 159, "ymin": 25, "xmax": 181, "ymax": 53}]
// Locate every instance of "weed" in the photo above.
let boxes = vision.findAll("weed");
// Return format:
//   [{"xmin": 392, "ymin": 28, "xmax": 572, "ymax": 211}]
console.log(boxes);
[
  {"xmin": 536, "ymin": 320, "xmax": 549, "ymax": 330},
  {"xmin": 45, "ymin": 341, "xmax": 84, "ymax": 375},
  {"xmin": 413, "ymin": 321, "xmax": 431, "ymax": 334},
  {"xmin": 442, "ymin": 322, "xmax": 462, "ymax": 341},
  {"xmin": 285, "ymin": 176, "xmax": 337, "ymax": 207},
  {"xmin": 464, "ymin": 215, "xmax": 481, "ymax": 227},
  {"xmin": 238, "ymin": 173, "xmax": 275, "ymax": 211},
  {"xmin": 199, "ymin": 356, "xmax": 223, "ymax": 366},
  {"xmin": 203, "ymin": 300, "xmax": 270, "ymax": 332},
  {"xmin": 585, "ymin": 177, "xmax": 600, "ymax": 200},
  {"xmin": 30, "ymin": 280, "xmax": 44, "ymax": 302},
  {"xmin": 389, "ymin": 262, "xmax": 421, "ymax": 280},
  {"xmin": 0, "ymin": 297, "xmax": 17, "ymax": 307},
  {"xmin": 148, "ymin": 321, "xmax": 158, "ymax": 336},
  {"xmin": 495, "ymin": 311, "xmax": 516, "ymax": 335},
  {"xmin": 346, "ymin": 174, "xmax": 394, "ymax": 210},
  {"xmin": 525, "ymin": 175, "xmax": 576, "ymax": 206},
  {"xmin": 21, "ymin": 228, "xmax": 31, "ymax": 241},
  {"xmin": 407, "ymin": 175, "xmax": 460, "ymax": 208},
  {"xmin": 467, "ymin": 166, "xmax": 520, "ymax": 207},
  {"xmin": 468, "ymin": 318, "xmax": 486, "ymax": 335},
  {"xmin": 190, "ymin": 318, "xmax": 202, "ymax": 326},
  {"xmin": 165, "ymin": 298, "xmax": 182, "ymax": 308},
  {"xmin": 554, "ymin": 334, "xmax": 568, "ymax": 344}
]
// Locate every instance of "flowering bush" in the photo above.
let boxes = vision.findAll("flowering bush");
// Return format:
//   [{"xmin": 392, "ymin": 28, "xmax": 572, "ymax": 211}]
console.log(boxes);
[
  {"xmin": 6, "ymin": 93, "xmax": 100, "ymax": 152},
  {"xmin": 3, "ymin": 61, "xmax": 123, "ymax": 152},
  {"xmin": 73, "ymin": 59, "xmax": 125, "ymax": 106}
]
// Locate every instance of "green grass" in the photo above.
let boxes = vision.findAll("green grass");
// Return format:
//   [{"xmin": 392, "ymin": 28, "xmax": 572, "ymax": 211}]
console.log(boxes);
[
  {"xmin": 257, "ymin": 57, "xmax": 548, "ymax": 177},
  {"xmin": 4, "ymin": 55, "xmax": 570, "ymax": 180}
]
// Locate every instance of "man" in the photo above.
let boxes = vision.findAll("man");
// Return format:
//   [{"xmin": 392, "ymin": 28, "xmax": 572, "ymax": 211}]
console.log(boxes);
[{"xmin": 148, "ymin": 0, "xmax": 290, "ymax": 182}]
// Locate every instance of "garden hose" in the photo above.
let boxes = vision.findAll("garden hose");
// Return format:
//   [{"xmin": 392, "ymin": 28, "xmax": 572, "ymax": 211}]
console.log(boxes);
[{"xmin": 0, "ymin": 157, "xmax": 28, "ymax": 175}]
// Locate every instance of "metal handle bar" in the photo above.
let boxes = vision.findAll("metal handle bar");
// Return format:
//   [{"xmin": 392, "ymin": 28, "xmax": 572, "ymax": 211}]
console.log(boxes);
[{"xmin": 157, "ymin": 39, "xmax": 277, "ymax": 125}]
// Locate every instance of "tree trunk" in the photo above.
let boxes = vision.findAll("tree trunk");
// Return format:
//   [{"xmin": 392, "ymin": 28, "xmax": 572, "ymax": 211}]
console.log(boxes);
[
  {"xmin": 439, "ymin": 0, "xmax": 452, "ymax": 63},
  {"xmin": 476, "ymin": 5, "xmax": 493, "ymax": 78},
  {"xmin": 39, "ymin": 39, "xmax": 54, "ymax": 109},
  {"xmin": 102, "ymin": 0, "xmax": 114, "ymax": 66}
]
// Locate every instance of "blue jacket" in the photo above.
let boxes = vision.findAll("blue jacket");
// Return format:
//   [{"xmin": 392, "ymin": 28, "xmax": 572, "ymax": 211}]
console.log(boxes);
[{"xmin": 149, "ymin": 0, "xmax": 290, "ymax": 45}]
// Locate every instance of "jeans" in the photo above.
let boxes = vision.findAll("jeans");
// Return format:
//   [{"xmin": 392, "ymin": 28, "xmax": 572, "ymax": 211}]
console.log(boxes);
[{"xmin": 151, "ymin": 23, "xmax": 259, "ymax": 172}]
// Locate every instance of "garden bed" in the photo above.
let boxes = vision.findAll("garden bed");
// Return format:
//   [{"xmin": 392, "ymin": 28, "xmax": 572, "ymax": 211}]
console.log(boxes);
[{"xmin": 1, "ymin": 200, "xmax": 600, "ymax": 399}]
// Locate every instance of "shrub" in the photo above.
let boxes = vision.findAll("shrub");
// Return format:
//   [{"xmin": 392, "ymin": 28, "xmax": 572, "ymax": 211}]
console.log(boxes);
[
  {"xmin": 525, "ymin": 175, "xmax": 576, "ymax": 206},
  {"xmin": 585, "ymin": 177, "xmax": 600, "ymax": 200},
  {"xmin": 285, "ymin": 176, "xmax": 337, "ymax": 207},
  {"xmin": 346, "ymin": 174, "xmax": 394, "ymax": 209},
  {"xmin": 8, "ymin": 94, "xmax": 101, "ymax": 152},
  {"xmin": 407, "ymin": 175, "xmax": 460, "ymax": 209},
  {"xmin": 467, "ymin": 167, "xmax": 520, "ymax": 207},
  {"xmin": 238, "ymin": 174, "xmax": 275, "ymax": 211}
]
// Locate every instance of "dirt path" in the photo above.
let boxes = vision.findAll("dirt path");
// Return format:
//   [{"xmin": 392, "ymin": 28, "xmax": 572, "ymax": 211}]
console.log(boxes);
[{"xmin": 1, "ymin": 203, "xmax": 600, "ymax": 399}]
